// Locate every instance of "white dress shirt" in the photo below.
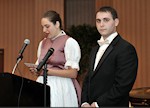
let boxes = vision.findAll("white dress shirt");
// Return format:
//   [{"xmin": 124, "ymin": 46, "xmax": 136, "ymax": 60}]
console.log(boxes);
[{"xmin": 94, "ymin": 32, "xmax": 118, "ymax": 71}]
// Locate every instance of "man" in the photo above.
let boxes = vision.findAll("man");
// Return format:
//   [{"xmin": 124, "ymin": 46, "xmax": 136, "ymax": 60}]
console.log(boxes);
[{"xmin": 81, "ymin": 6, "xmax": 138, "ymax": 107}]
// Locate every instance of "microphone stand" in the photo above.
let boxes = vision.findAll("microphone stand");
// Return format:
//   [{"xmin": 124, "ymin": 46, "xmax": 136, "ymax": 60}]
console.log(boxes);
[
  {"xmin": 43, "ymin": 63, "xmax": 48, "ymax": 107},
  {"xmin": 12, "ymin": 56, "xmax": 23, "ymax": 74}
]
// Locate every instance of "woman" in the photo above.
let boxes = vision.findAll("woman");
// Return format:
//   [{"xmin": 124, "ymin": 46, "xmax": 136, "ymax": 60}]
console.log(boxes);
[{"xmin": 31, "ymin": 10, "xmax": 81, "ymax": 107}]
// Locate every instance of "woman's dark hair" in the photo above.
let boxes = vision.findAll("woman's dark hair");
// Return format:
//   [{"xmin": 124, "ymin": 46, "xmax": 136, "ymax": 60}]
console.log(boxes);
[
  {"xmin": 43, "ymin": 10, "xmax": 62, "ymax": 29},
  {"xmin": 96, "ymin": 6, "xmax": 118, "ymax": 20}
]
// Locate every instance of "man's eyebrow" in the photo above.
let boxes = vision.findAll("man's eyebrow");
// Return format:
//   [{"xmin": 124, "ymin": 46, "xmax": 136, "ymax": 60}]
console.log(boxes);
[{"xmin": 96, "ymin": 19, "xmax": 101, "ymax": 21}]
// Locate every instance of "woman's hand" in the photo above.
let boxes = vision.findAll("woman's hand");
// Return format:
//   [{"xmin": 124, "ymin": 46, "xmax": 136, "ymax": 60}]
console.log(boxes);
[{"xmin": 29, "ymin": 67, "xmax": 40, "ymax": 76}]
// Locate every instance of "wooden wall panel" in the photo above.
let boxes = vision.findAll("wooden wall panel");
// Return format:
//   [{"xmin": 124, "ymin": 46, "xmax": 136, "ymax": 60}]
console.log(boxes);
[
  {"xmin": 0, "ymin": 0, "xmax": 35, "ymax": 80},
  {"xmin": 0, "ymin": 49, "xmax": 4, "ymax": 72},
  {"xmin": 95, "ymin": 0, "xmax": 113, "ymax": 9},
  {"xmin": 65, "ymin": 0, "xmax": 96, "ymax": 30},
  {"xmin": 0, "ymin": 0, "xmax": 64, "ymax": 81},
  {"xmin": 96, "ymin": 0, "xmax": 150, "ymax": 88}
]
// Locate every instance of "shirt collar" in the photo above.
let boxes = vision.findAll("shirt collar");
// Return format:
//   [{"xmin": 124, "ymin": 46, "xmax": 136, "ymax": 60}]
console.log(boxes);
[
  {"xmin": 51, "ymin": 30, "xmax": 66, "ymax": 40},
  {"xmin": 97, "ymin": 32, "xmax": 118, "ymax": 46}
]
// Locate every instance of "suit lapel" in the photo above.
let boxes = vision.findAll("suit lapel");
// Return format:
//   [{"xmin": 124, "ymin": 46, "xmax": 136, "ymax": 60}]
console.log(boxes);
[
  {"xmin": 92, "ymin": 35, "xmax": 121, "ymax": 76},
  {"xmin": 91, "ymin": 46, "xmax": 99, "ymax": 71},
  {"xmin": 94, "ymin": 45, "xmax": 113, "ymax": 72}
]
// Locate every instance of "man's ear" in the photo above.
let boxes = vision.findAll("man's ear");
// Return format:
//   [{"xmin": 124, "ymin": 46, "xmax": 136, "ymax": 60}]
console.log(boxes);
[{"xmin": 115, "ymin": 18, "xmax": 119, "ymax": 26}]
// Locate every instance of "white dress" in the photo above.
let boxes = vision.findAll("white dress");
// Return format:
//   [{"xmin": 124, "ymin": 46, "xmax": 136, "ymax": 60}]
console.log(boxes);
[{"xmin": 36, "ymin": 31, "xmax": 81, "ymax": 107}]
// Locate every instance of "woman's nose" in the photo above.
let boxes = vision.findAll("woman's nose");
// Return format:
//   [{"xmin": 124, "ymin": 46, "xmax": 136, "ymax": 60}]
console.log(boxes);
[{"xmin": 43, "ymin": 28, "xmax": 46, "ymax": 33}]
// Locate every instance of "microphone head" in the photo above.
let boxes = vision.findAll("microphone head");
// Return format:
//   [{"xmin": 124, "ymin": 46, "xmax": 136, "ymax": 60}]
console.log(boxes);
[
  {"xmin": 24, "ymin": 39, "xmax": 30, "ymax": 45},
  {"xmin": 49, "ymin": 48, "xmax": 54, "ymax": 52}
]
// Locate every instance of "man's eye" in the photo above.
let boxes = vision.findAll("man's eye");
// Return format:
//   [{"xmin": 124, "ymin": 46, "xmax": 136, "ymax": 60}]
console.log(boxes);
[
  {"xmin": 96, "ymin": 19, "xmax": 101, "ymax": 23},
  {"xmin": 104, "ymin": 18, "xmax": 110, "ymax": 22}
]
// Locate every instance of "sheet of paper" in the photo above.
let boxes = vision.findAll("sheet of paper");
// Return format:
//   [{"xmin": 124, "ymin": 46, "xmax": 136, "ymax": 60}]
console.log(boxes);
[{"xmin": 24, "ymin": 63, "xmax": 37, "ymax": 68}]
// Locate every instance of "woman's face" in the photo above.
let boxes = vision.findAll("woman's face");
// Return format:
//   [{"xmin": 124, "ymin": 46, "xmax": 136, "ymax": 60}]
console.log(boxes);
[{"xmin": 41, "ymin": 18, "xmax": 60, "ymax": 39}]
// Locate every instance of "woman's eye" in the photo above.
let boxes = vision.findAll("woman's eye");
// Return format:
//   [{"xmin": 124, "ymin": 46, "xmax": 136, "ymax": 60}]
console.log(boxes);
[{"xmin": 45, "ymin": 25, "xmax": 50, "ymax": 28}]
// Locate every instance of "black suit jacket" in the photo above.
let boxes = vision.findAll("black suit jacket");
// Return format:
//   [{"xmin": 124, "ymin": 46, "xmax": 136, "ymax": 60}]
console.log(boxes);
[{"xmin": 81, "ymin": 35, "xmax": 138, "ymax": 107}]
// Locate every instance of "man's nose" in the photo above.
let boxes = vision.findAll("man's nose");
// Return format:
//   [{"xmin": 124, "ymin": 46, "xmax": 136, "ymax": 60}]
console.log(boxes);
[{"xmin": 100, "ymin": 21, "xmax": 104, "ymax": 26}]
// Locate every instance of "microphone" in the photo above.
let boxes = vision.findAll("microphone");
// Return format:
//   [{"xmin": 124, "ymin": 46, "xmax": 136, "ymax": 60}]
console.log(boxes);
[
  {"xmin": 17, "ymin": 39, "xmax": 30, "ymax": 61},
  {"xmin": 12, "ymin": 39, "xmax": 30, "ymax": 74},
  {"xmin": 36, "ymin": 48, "xmax": 54, "ymax": 71}
]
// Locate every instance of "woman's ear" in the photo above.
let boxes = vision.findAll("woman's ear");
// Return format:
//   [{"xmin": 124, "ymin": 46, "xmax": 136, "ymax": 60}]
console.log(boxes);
[{"xmin": 56, "ymin": 21, "xmax": 60, "ymax": 28}]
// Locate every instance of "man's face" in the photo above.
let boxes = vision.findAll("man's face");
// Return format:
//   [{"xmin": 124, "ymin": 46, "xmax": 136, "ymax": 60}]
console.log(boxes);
[{"xmin": 96, "ymin": 11, "xmax": 119, "ymax": 38}]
